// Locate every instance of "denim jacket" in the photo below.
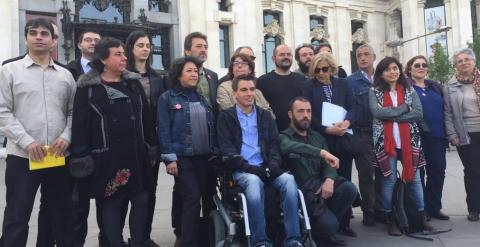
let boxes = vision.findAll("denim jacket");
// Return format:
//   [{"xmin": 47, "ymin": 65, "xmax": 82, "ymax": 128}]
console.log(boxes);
[
  {"xmin": 347, "ymin": 70, "xmax": 373, "ymax": 130},
  {"xmin": 157, "ymin": 88, "xmax": 216, "ymax": 162}
]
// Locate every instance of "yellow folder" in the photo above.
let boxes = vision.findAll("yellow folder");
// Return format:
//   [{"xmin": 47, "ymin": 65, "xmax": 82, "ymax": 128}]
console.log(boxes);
[{"xmin": 29, "ymin": 146, "xmax": 66, "ymax": 170}]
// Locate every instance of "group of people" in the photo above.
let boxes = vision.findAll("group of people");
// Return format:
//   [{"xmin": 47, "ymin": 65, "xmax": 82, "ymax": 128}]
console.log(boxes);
[{"xmin": 0, "ymin": 16, "xmax": 479, "ymax": 247}]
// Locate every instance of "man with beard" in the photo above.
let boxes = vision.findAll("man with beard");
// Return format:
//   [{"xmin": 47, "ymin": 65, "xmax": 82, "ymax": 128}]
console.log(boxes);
[
  {"xmin": 294, "ymin": 43, "xmax": 314, "ymax": 78},
  {"xmin": 217, "ymin": 74, "xmax": 303, "ymax": 247},
  {"xmin": 279, "ymin": 97, "xmax": 358, "ymax": 247},
  {"xmin": 257, "ymin": 44, "xmax": 306, "ymax": 131},
  {"xmin": 66, "ymin": 30, "xmax": 101, "ymax": 80}
]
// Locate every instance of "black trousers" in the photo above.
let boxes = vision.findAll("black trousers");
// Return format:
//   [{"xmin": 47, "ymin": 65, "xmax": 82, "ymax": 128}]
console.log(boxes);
[
  {"xmin": 0, "ymin": 155, "xmax": 74, "ymax": 247},
  {"xmin": 119, "ymin": 162, "xmax": 160, "ymax": 241},
  {"xmin": 457, "ymin": 132, "xmax": 480, "ymax": 212},
  {"xmin": 346, "ymin": 129, "xmax": 382, "ymax": 213},
  {"xmin": 420, "ymin": 135, "xmax": 448, "ymax": 214},
  {"xmin": 71, "ymin": 176, "xmax": 107, "ymax": 246},
  {"xmin": 175, "ymin": 156, "xmax": 210, "ymax": 247},
  {"xmin": 103, "ymin": 191, "xmax": 148, "ymax": 247},
  {"xmin": 35, "ymin": 185, "xmax": 55, "ymax": 247},
  {"xmin": 171, "ymin": 157, "xmax": 215, "ymax": 238}
]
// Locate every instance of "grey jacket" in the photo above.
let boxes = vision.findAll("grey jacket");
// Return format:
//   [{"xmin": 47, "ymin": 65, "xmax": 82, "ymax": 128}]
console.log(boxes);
[
  {"xmin": 443, "ymin": 75, "xmax": 471, "ymax": 146},
  {"xmin": 0, "ymin": 55, "xmax": 76, "ymax": 158}
]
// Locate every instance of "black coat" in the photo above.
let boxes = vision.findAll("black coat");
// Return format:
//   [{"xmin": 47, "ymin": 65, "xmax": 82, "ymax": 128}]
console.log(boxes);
[
  {"xmin": 66, "ymin": 57, "xmax": 85, "ymax": 81},
  {"xmin": 217, "ymin": 106, "xmax": 282, "ymax": 172},
  {"xmin": 71, "ymin": 69, "xmax": 156, "ymax": 199},
  {"xmin": 203, "ymin": 68, "xmax": 219, "ymax": 114}
]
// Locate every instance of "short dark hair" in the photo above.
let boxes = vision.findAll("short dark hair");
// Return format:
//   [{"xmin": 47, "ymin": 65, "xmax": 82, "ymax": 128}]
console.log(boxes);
[
  {"xmin": 227, "ymin": 53, "xmax": 255, "ymax": 80},
  {"xmin": 288, "ymin": 96, "xmax": 310, "ymax": 111},
  {"xmin": 168, "ymin": 56, "xmax": 202, "ymax": 89},
  {"xmin": 183, "ymin": 32, "xmax": 208, "ymax": 52},
  {"xmin": 315, "ymin": 43, "xmax": 332, "ymax": 54},
  {"xmin": 404, "ymin": 55, "xmax": 427, "ymax": 77},
  {"xmin": 232, "ymin": 74, "xmax": 256, "ymax": 92},
  {"xmin": 294, "ymin": 43, "xmax": 314, "ymax": 61},
  {"xmin": 24, "ymin": 18, "xmax": 55, "ymax": 39},
  {"xmin": 90, "ymin": 37, "xmax": 125, "ymax": 73},
  {"xmin": 78, "ymin": 30, "xmax": 101, "ymax": 44},
  {"xmin": 125, "ymin": 30, "xmax": 155, "ymax": 75},
  {"xmin": 373, "ymin": 56, "xmax": 409, "ymax": 91}
]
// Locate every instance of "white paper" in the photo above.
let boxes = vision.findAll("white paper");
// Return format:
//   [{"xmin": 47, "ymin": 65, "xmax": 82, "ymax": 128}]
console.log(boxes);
[{"xmin": 321, "ymin": 102, "xmax": 353, "ymax": 134}]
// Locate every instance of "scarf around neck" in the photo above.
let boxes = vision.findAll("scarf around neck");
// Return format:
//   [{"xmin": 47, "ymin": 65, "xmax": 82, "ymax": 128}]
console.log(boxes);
[
  {"xmin": 456, "ymin": 68, "xmax": 480, "ymax": 97},
  {"xmin": 383, "ymin": 84, "xmax": 414, "ymax": 182}
]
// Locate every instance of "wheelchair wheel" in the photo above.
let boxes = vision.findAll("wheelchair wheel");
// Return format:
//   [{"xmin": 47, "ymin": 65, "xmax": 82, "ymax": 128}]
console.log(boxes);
[{"xmin": 209, "ymin": 210, "xmax": 226, "ymax": 247}]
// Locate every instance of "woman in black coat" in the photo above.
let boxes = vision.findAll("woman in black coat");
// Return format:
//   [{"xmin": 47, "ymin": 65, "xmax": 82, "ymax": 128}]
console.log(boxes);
[
  {"xmin": 70, "ymin": 37, "xmax": 156, "ymax": 247},
  {"xmin": 302, "ymin": 52, "xmax": 357, "ymax": 237}
]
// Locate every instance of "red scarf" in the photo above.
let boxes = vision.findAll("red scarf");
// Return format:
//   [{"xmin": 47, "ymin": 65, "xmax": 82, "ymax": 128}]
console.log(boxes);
[{"xmin": 383, "ymin": 84, "xmax": 414, "ymax": 182}]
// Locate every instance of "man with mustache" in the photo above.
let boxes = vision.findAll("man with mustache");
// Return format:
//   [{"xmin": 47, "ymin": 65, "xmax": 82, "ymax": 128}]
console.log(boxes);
[
  {"xmin": 294, "ymin": 43, "xmax": 314, "ymax": 77},
  {"xmin": 0, "ymin": 17, "xmax": 76, "ymax": 247},
  {"xmin": 279, "ymin": 97, "xmax": 358, "ymax": 247},
  {"xmin": 257, "ymin": 44, "xmax": 306, "ymax": 131}
]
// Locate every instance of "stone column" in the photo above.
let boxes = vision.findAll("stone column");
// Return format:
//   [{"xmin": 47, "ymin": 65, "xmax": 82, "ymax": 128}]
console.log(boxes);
[
  {"xmin": 417, "ymin": 0, "xmax": 427, "ymax": 56},
  {"xmin": 333, "ymin": 5, "xmax": 352, "ymax": 74},
  {"xmin": 400, "ymin": 0, "xmax": 421, "ymax": 62}
]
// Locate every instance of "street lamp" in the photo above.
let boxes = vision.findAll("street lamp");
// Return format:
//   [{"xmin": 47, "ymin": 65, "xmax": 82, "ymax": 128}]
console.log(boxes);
[{"xmin": 386, "ymin": 25, "xmax": 451, "ymax": 48}]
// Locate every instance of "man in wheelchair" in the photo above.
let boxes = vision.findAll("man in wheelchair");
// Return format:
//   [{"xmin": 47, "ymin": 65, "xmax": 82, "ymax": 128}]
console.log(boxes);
[
  {"xmin": 217, "ymin": 74, "xmax": 304, "ymax": 247},
  {"xmin": 279, "ymin": 97, "xmax": 358, "ymax": 246}
]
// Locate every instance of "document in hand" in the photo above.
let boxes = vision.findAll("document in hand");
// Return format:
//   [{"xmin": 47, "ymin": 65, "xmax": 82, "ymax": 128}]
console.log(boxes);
[
  {"xmin": 321, "ymin": 102, "xmax": 353, "ymax": 134},
  {"xmin": 29, "ymin": 146, "xmax": 66, "ymax": 170}
]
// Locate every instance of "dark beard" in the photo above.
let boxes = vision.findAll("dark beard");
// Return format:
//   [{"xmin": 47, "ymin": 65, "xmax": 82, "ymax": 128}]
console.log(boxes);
[
  {"xmin": 299, "ymin": 62, "xmax": 309, "ymax": 74},
  {"xmin": 275, "ymin": 60, "xmax": 292, "ymax": 71},
  {"xmin": 293, "ymin": 119, "xmax": 310, "ymax": 131}
]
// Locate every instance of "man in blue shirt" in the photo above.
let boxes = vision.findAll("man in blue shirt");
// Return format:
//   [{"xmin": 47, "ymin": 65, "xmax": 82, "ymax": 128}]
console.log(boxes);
[
  {"xmin": 346, "ymin": 44, "xmax": 383, "ymax": 226},
  {"xmin": 217, "ymin": 74, "xmax": 303, "ymax": 247}
]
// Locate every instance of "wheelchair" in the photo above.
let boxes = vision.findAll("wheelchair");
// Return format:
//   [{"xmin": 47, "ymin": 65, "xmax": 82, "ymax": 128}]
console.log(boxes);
[{"xmin": 208, "ymin": 161, "xmax": 316, "ymax": 247}]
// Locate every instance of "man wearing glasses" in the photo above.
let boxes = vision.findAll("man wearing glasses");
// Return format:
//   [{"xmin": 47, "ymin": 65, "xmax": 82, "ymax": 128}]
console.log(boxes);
[{"xmin": 66, "ymin": 30, "xmax": 101, "ymax": 80}]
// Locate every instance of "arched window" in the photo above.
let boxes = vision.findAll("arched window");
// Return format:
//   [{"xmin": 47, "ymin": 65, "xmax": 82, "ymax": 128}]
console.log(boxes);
[{"xmin": 76, "ymin": 0, "xmax": 130, "ymax": 24}]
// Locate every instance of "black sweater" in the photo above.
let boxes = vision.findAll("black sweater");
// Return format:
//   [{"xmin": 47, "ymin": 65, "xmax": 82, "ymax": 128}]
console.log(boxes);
[{"xmin": 256, "ymin": 71, "xmax": 306, "ymax": 131}]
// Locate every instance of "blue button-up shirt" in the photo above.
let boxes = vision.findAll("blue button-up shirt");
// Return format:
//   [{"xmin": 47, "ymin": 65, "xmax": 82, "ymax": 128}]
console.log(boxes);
[{"xmin": 236, "ymin": 106, "xmax": 263, "ymax": 166}]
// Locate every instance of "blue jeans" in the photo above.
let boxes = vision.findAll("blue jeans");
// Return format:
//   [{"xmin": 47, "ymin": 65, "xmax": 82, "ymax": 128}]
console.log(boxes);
[
  {"xmin": 233, "ymin": 172, "xmax": 301, "ymax": 247},
  {"xmin": 382, "ymin": 149, "xmax": 424, "ymax": 212}
]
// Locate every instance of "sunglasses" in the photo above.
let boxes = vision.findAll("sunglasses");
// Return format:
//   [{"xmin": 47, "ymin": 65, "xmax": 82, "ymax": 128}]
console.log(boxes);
[
  {"xmin": 314, "ymin": 66, "xmax": 330, "ymax": 74},
  {"xmin": 413, "ymin": 63, "xmax": 428, "ymax": 69}
]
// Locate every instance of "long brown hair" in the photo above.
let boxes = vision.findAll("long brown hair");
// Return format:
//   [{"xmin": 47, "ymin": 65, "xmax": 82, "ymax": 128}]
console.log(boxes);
[{"xmin": 373, "ymin": 56, "xmax": 409, "ymax": 91}]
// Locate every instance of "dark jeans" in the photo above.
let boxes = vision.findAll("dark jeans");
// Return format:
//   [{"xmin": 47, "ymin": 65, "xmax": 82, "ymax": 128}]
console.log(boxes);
[
  {"xmin": 0, "ymin": 155, "xmax": 74, "ymax": 247},
  {"xmin": 457, "ymin": 132, "xmax": 480, "ymax": 212},
  {"xmin": 72, "ymin": 176, "xmax": 107, "ymax": 246},
  {"xmin": 352, "ymin": 129, "xmax": 383, "ymax": 212},
  {"xmin": 176, "ymin": 155, "xmax": 210, "ymax": 247},
  {"xmin": 103, "ymin": 192, "xmax": 148, "ymax": 247},
  {"xmin": 310, "ymin": 181, "xmax": 358, "ymax": 240},
  {"xmin": 420, "ymin": 135, "xmax": 448, "ymax": 214}
]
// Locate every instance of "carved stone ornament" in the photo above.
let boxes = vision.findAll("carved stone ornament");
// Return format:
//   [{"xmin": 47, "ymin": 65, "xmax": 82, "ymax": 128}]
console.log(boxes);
[
  {"xmin": 263, "ymin": 20, "xmax": 285, "ymax": 38},
  {"xmin": 310, "ymin": 24, "xmax": 329, "ymax": 40},
  {"xmin": 352, "ymin": 28, "xmax": 368, "ymax": 44},
  {"xmin": 76, "ymin": 0, "xmax": 131, "ymax": 23}
]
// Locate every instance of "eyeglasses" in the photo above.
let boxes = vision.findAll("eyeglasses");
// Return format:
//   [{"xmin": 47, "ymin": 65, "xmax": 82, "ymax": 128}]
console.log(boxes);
[
  {"xmin": 314, "ymin": 66, "xmax": 330, "ymax": 74},
  {"xmin": 413, "ymin": 63, "xmax": 428, "ymax": 69},
  {"xmin": 233, "ymin": 61, "xmax": 249, "ymax": 67},
  {"xmin": 83, "ymin": 38, "xmax": 100, "ymax": 43}
]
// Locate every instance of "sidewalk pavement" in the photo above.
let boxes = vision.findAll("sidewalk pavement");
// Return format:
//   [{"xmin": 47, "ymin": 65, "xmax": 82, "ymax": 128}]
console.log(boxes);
[{"xmin": 0, "ymin": 149, "xmax": 478, "ymax": 246}]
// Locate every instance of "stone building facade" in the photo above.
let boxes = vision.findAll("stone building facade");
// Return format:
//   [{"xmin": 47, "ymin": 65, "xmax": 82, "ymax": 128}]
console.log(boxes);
[{"xmin": 0, "ymin": 0, "xmax": 478, "ymax": 76}]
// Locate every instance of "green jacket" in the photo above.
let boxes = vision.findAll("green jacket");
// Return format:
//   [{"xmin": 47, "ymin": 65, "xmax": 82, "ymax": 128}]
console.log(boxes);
[{"xmin": 279, "ymin": 127, "xmax": 338, "ymax": 186}]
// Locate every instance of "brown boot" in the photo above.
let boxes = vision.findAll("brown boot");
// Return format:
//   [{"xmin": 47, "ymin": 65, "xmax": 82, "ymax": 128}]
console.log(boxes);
[
  {"xmin": 386, "ymin": 212, "xmax": 402, "ymax": 236},
  {"xmin": 420, "ymin": 211, "xmax": 435, "ymax": 232}
]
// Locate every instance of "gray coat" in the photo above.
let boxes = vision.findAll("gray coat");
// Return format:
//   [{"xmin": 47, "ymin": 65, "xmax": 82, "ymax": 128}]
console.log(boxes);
[{"xmin": 444, "ymin": 75, "xmax": 471, "ymax": 146}]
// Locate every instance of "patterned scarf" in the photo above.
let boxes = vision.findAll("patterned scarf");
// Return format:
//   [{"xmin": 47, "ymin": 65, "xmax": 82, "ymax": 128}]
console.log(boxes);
[
  {"xmin": 383, "ymin": 84, "xmax": 414, "ymax": 182},
  {"xmin": 456, "ymin": 68, "xmax": 480, "ymax": 97}
]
